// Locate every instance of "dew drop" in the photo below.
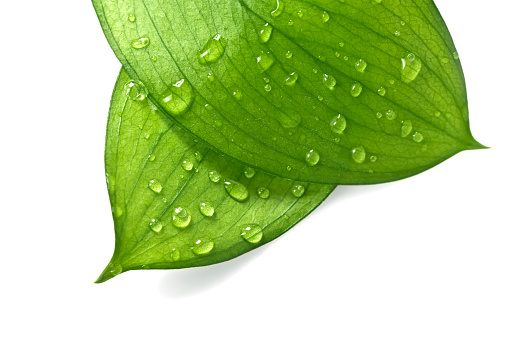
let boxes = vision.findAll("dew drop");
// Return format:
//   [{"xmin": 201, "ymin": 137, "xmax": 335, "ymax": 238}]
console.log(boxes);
[
  {"xmin": 192, "ymin": 237, "xmax": 214, "ymax": 255},
  {"xmin": 199, "ymin": 202, "xmax": 215, "ymax": 217},
  {"xmin": 224, "ymin": 179, "xmax": 249, "ymax": 202},
  {"xmin": 128, "ymin": 14, "xmax": 136, "ymax": 22},
  {"xmin": 209, "ymin": 171, "xmax": 221, "ymax": 183},
  {"xmin": 291, "ymin": 184, "xmax": 306, "ymax": 198},
  {"xmin": 453, "ymin": 52, "xmax": 459, "ymax": 60},
  {"xmin": 285, "ymin": 50, "xmax": 293, "ymax": 58},
  {"xmin": 351, "ymin": 146, "xmax": 366, "ymax": 163},
  {"xmin": 350, "ymin": 82, "xmax": 363, "ymax": 97},
  {"xmin": 370, "ymin": 155, "xmax": 378, "ymax": 162},
  {"xmin": 376, "ymin": 112, "xmax": 383, "ymax": 119},
  {"xmin": 285, "ymin": 72, "xmax": 299, "ymax": 86},
  {"xmin": 264, "ymin": 84, "xmax": 272, "ymax": 92},
  {"xmin": 207, "ymin": 73, "xmax": 215, "ymax": 82},
  {"xmin": 394, "ymin": 30, "xmax": 401, "ymax": 37},
  {"xmin": 305, "ymin": 149, "xmax": 320, "ymax": 166},
  {"xmin": 131, "ymin": 37, "xmax": 150, "ymax": 49},
  {"xmin": 198, "ymin": 34, "xmax": 226, "ymax": 64},
  {"xmin": 355, "ymin": 59, "xmax": 367, "ymax": 73},
  {"xmin": 113, "ymin": 205, "xmax": 123, "ymax": 218},
  {"xmin": 377, "ymin": 86, "xmax": 386, "ymax": 96},
  {"xmin": 194, "ymin": 151, "xmax": 203, "ymax": 162},
  {"xmin": 412, "ymin": 132, "xmax": 424, "ymax": 143},
  {"xmin": 161, "ymin": 79, "xmax": 195, "ymax": 115},
  {"xmin": 271, "ymin": 0, "xmax": 285, "ymax": 17},
  {"xmin": 151, "ymin": 55, "xmax": 157, "ymax": 62},
  {"xmin": 400, "ymin": 52, "xmax": 422, "ymax": 83},
  {"xmin": 287, "ymin": 20, "xmax": 294, "ymax": 26},
  {"xmin": 149, "ymin": 219, "xmax": 163, "ymax": 233},
  {"xmin": 259, "ymin": 23, "xmax": 273, "ymax": 43},
  {"xmin": 233, "ymin": 90, "xmax": 243, "ymax": 100},
  {"xmin": 182, "ymin": 160, "xmax": 194, "ymax": 171},
  {"xmin": 148, "ymin": 179, "xmax": 162, "ymax": 193},
  {"xmin": 286, "ymin": 166, "xmax": 292, "ymax": 171},
  {"xmin": 148, "ymin": 154, "xmax": 156, "ymax": 162},
  {"xmin": 256, "ymin": 51, "xmax": 275, "ymax": 72},
  {"xmin": 124, "ymin": 80, "xmax": 147, "ymax": 101},
  {"xmin": 401, "ymin": 120, "xmax": 413, "ymax": 138},
  {"xmin": 241, "ymin": 225, "xmax": 264, "ymax": 244},
  {"xmin": 244, "ymin": 167, "xmax": 256, "ymax": 178},
  {"xmin": 322, "ymin": 11, "xmax": 330, "ymax": 23},
  {"xmin": 172, "ymin": 206, "xmax": 191, "ymax": 228},
  {"xmin": 297, "ymin": 10, "xmax": 304, "ymax": 18},
  {"xmin": 170, "ymin": 246, "xmax": 181, "ymax": 262},
  {"xmin": 144, "ymin": 132, "xmax": 150, "ymax": 139},
  {"xmin": 385, "ymin": 110, "xmax": 397, "ymax": 120},
  {"xmin": 323, "ymin": 73, "xmax": 337, "ymax": 90},
  {"xmin": 330, "ymin": 114, "xmax": 347, "ymax": 134},
  {"xmin": 257, "ymin": 187, "xmax": 270, "ymax": 199}
]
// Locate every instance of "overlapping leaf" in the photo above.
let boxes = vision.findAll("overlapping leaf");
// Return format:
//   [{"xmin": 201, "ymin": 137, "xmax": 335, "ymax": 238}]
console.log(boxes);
[
  {"xmin": 96, "ymin": 70, "xmax": 334, "ymax": 283},
  {"xmin": 92, "ymin": 0, "xmax": 482, "ymax": 184}
]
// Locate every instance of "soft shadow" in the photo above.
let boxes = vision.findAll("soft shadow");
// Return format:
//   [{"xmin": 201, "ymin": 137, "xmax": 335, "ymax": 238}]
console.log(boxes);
[
  {"xmin": 158, "ymin": 246, "xmax": 267, "ymax": 298},
  {"xmin": 321, "ymin": 182, "xmax": 397, "ymax": 206}
]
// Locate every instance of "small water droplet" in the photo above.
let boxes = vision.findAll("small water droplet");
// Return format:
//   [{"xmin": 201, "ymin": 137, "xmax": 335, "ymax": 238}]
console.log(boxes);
[
  {"xmin": 224, "ymin": 179, "xmax": 249, "ymax": 202},
  {"xmin": 151, "ymin": 55, "xmax": 157, "ymax": 62},
  {"xmin": 107, "ymin": 263, "xmax": 123, "ymax": 277},
  {"xmin": 370, "ymin": 155, "xmax": 378, "ymax": 162},
  {"xmin": 351, "ymin": 146, "xmax": 366, "ymax": 163},
  {"xmin": 271, "ymin": 0, "xmax": 285, "ymax": 17},
  {"xmin": 305, "ymin": 149, "xmax": 320, "ymax": 166},
  {"xmin": 257, "ymin": 187, "xmax": 270, "ymax": 199},
  {"xmin": 323, "ymin": 73, "xmax": 337, "ymax": 90},
  {"xmin": 162, "ymin": 198, "xmax": 168, "ymax": 203},
  {"xmin": 317, "ymin": 95, "xmax": 324, "ymax": 101},
  {"xmin": 385, "ymin": 109, "xmax": 397, "ymax": 120},
  {"xmin": 113, "ymin": 205, "xmax": 123, "ymax": 218},
  {"xmin": 198, "ymin": 34, "xmax": 227, "ymax": 64},
  {"xmin": 376, "ymin": 112, "xmax": 383, "ymax": 119},
  {"xmin": 297, "ymin": 10, "xmax": 304, "ymax": 18},
  {"xmin": 401, "ymin": 52, "xmax": 422, "ymax": 83},
  {"xmin": 207, "ymin": 72, "xmax": 215, "ymax": 82},
  {"xmin": 128, "ymin": 13, "xmax": 136, "ymax": 22},
  {"xmin": 435, "ymin": 112, "xmax": 441, "ymax": 117},
  {"xmin": 286, "ymin": 166, "xmax": 292, "ymax": 171},
  {"xmin": 192, "ymin": 237, "xmax": 214, "ymax": 255},
  {"xmin": 312, "ymin": 68, "xmax": 318, "ymax": 74},
  {"xmin": 149, "ymin": 219, "xmax": 163, "ymax": 233},
  {"xmin": 124, "ymin": 80, "xmax": 147, "ymax": 101},
  {"xmin": 318, "ymin": 55, "xmax": 327, "ymax": 62},
  {"xmin": 453, "ymin": 52, "xmax": 459, "ymax": 60},
  {"xmin": 241, "ymin": 225, "xmax": 264, "ymax": 244},
  {"xmin": 350, "ymin": 82, "xmax": 363, "ymax": 97},
  {"xmin": 144, "ymin": 133, "xmax": 150, "ymax": 139},
  {"xmin": 259, "ymin": 23, "xmax": 273, "ymax": 43},
  {"xmin": 343, "ymin": 55, "xmax": 349, "ymax": 61},
  {"xmin": 209, "ymin": 171, "xmax": 221, "ymax": 183},
  {"xmin": 256, "ymin": 51, "xmax": 275, "ymax": 72},
  {"xmin": 322, "ymin": 11, "xmax": 330, "ymax": 22},
  {"xmin": 287, "ymin": 19, "xmax": 294, "ymax": 26},
  {"xmin": 131, "ymin": 37, "xmax": 150, "ymax": 49},
  {"xmin": 285, "ymin": 50, "xmax": 293, "ymax": 58},
  {"xmin": 285, "ymin": 72, "xmax": 299, "ymax": 86},
  {"xmin": 148, "ymin": 179, "xmax": 162, "ymax": 193},
  {"xmin": 244, "ymin": 167, "xmax": 256, "ymax": 178},
  {"xmin": 291, "ymin": 184, "xmax": 306, "ymax": 198},
  {"xmin": 170, "ymin": 246, "xmax": 181, "ymax": 262},
  {"xmin": 355, "ymin": 59, "xmax": 367, "ymax": 73},
  {"xmin": 330, "ymin": 114, "xmax": 347, "ymax": 134},
  {"xmin": 148, "ymin": 154, "xmax": 156, "ymax": 162},
  {"xmin": 412, "ymin": 132, "xmax": 424, "ymax": 143},
  {"xmin": 401, "ymin": 120, "xmax": 413, "ymax": 138},
  {"xmin": 182, "ymin": 160, "xmax": 194, "ymax": 171},
  {"xmin": 162, "ymin": 79, "xmax": 195, "ymax": 115},
  {"xmin": 172, "ymin": 206, "xmax": 191, "ymax": 228},
  {"xmin": 199, "ymin": 202, "xmax": 215, "ymax": 217},
  {"xmin": 377, "ymin": 86, "xmax": 386, "ymax": 96},
  {"xmin": 335, "ymin": 51, "xmax": 341, "ymax": 58},
  {"xmin": 264, "ymin": 84, "xmax": 272, "ymax": 92},
  {"xmin": 233, "ymin": 89, "xmax": 243, "ymax": 100}
]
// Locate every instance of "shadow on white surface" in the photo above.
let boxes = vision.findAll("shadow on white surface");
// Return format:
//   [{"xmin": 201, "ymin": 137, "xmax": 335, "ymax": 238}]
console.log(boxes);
[{"xmin": 158, "ymin": 245, "xmax": 268, "ymax": 298}]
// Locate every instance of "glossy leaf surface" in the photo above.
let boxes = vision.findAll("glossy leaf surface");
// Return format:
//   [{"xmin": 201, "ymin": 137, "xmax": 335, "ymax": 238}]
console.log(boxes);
[
  {"xmin": 92, "ymin": 0, "xmax": 482, "ymax": 184},
  {"xmin": 96, "ymin": 70, "xmax": 334, "ymax": 283}
]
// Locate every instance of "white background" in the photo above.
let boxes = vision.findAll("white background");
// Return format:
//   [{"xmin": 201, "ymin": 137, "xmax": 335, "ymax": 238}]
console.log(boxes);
[{"xmin": 1, "ymin": 1, "xmax": 507, "ymax": 337}]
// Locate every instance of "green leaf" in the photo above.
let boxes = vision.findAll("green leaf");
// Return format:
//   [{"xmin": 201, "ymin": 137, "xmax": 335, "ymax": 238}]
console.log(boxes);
[
  {"xmin": 96, "ymin": 69, "xmax": 334, "ymax": 283},
  {"xmin": 92, "ymin": 0, "xmax": 483, "ymax": 185}
]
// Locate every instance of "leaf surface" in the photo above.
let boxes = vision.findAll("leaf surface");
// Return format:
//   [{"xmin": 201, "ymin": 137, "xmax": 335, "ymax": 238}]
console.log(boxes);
[
  {"xmin": 92, "ymin": 0, "xmax": 483, "ymax": 184},
  {"xmin": 96, "ymin": 70, "xmax": 334, "ymax": 283}
]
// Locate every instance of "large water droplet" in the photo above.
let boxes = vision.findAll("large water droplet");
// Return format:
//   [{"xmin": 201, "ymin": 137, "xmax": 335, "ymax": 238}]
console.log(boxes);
[
  {"xmin": 355, "ymin": 59, "xmax": 367, "ymax": 73},
  {"xmin": 285, "ymin": 72, "xmax": 299, "ymax": 86},
  {"xmin": 351, "ymin": 146, "xmax": 366, "ymax": 163},
  {"xmin": 131, "ymin": 37, "xmax": 150, "ymax": 49},
  {"xmin": 330, "ymin": 114, "xmax": 347, "ymax": 134},
  {"xmin": 161, "ymin": 79, "xmax": 195, "ymax": 115},
  {"xmin": 350, "ymin": 82, "xmax": 363, "ymax": 97},
  {"xmin": 148, "ymin": 179, "xmax": 162, "ymax": 193},
  {"xmin": 305, "ymin": 149, "xmax": 320, "ymax": 166},
  {"xmin": 198, "ymin": 34, "xmax": 226, "ymax": 64},
  {"xmin": 259, "ymin": 23, "xmax": 273, "ymax": 43},
  {"xmin": 271, "ymin": 0, "xmax": 285, "ymax": 17},
  {"xmin": 291, "ymin": 184, "xmax": 306, "ymax": 198},
  {"xmin": 323, "ymin": 73, "xmax": 337, "ymax": 90},
  {"xmin": 199, "ymin": 202, "xmax": 215, "ymax": 217},
  {"xmin": 182, "ymin": 160, "xmax": 194, "ymax": 171},
  {"xmin": 401, "ymin": 120, "xmax": 413, "ymax": 138},
  {"xmin": 192, "ymin": 237, "xmax": 214, "ymax": 255},
  {"xmin": 241, "ymin": 225, "xmax": 264, "ymax": 244},
  {"xmin": 257, "ymin": 187, "xmax": 270, "ymax": 199},
  {"xmin": 256, "ymin": 52, "xmax": 275, "ymax": 72},
  {"xmin": 124, "ymin": 80, "xmax": 147, "ymax": 101},
  {"xmin": 224, "ymin": 179, "xmax": 249, "ymax": 202},
  {"xmin": 244, "ymin": 167, "xmax": 255, "ymax": 178},
  {"xmin": 172, "ymin": 206, "xmax": 191, "ymax": 228},
  {"xmin": 209, "ymin": 171, "xmax": 221, "ymax": 183},
  {"xmin": 400, "ymin": 52, "xmax": 422, "ymax": 83},
  {"xmin": 322, "ymin": 11, "xmax": 330, "ymax": 23}
]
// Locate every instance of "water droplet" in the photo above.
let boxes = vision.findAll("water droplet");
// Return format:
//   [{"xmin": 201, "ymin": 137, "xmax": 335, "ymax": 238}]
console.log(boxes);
[
  {"xmin": 172, "ymin": 206, "xmax": 191, "ymax": 228},
  {"xmin": 131, "ymin": 37, "xmax": 150, "ymax": 49},
  {"xmin": 107, "ymin": 263, "xmax": 123, "ymax": 277},
  {"xmin": 370, "ymin": 155, "xmax": 378, "ymax": 162},
  {"xmin": 323, "ymin": 73, "xmax": 337, "ymax": 90},
  {"xmin": 291, "ymin": 184, "xmax": 306, "ymax": 198},
  {"xmin": 376, "ymin": 112, "xmax": 383, "ymax": 119},
  {"xmin": 144, "ymin": 132, "xmax": 150, "ymax": 139},
  {"xmin": 339, "ymin": 41, "xmax": 345, "ymax": 48},
  {"xmin": 401, "ymin": 52, "xmax": 422, "ymax": 83},
  {"xmin": 128, "ymin": 14, "xmax": 136, "ymax": 22},
  {"xmin": 149, "ymin": 219, "xmax": 163, "ymax": 233},
  {"xmin": 285, "ymin": 50, "xmax": 293, "ymax": 58},
  {"xmin": 287, "ymin": 20, "xmax": 294, "ymax": 26},
  {"xmin": 317, "ymin": 95, "xmax": 324, "ymax": 101},
  {"xmin": 148, "ymin": 154, "xmax": 156, "ymax": 162},
  {"xmin": 207, "ymin": 73, "xmax": 215, "ymax": 82},
  {"xmin": 209, "ymin": 171, "xmax": 221, "ymax": 183},
  {"xmin": 224, "ymin": 179, "xmax": 249, "ymax": 202},
  {"xmin": 322, "ymin": 11, "xmax": 330, "ymax": 22},
  {"xmin": 335, "ymin": 51, "xmax": 341, "ymax": 58},
  {"xmin": 435, "ymin": 112, "xmax": 441, "ymax": 117},
  {"xmin": 271, "ymin": 0, "xmax": 285, "ymax": 17},
  {"xmin": 264, "ymin": 84, "xmax": 272, "ymax": 92},
  {"xmin": 330, "ymin": 114, "xmax": 347, "ymax": 134},
  {"xmin": 151, "ymin": 55, "xmax": 157, "ymax": 62},
  {"xmin": 318, "ymin": 55, "xmax": 327, "ymax": 62},
  {"xmin": 297, "ymin": 10, "xmax": 304, "ymax": 18},
  {"xmin": 198, "ymin": 34, "xmax": 226, "ymax": 64},
  {"xmin": 162, "ymin": 79, "xmax": 195, "ymax": 115},
  {"xmin": 312, "ymin": 68, "xmax": 318, "ymax": 74},
  {"xmin": 401, "ymin": 120, "xmax": 413, "ymax": 138},
  {"xmin": 256, "ymin": 51, "xmax": 275, "ymax": 72},
  {"xmin": 285, "ymin": 72, "xmax": 299, "ymax": 86},
  {"xmin": 199, "ymin": 202, "xmax": 215, "ymax": 217},
  {"xmin": 259, "ymin": 23, "xmax": 273, "ymax": 43},
  {"xmin": 350, "ymin": 82, "xmax": 363, "ymax": 97},
  {"xmin": 233, "ymin": 90, "xmax": 243, "ymax": 100},
  {"xmin": 192, "ymin": 237, "xmax": 214, "ymax": 255},
  {"xmin": 113, "ymin": 205, "xmax": 123, "ymax": 218},
  {"xmin": 257, "ymin": 187, "xmax": 270, "ymax": 199},
  {"xmin": 377, "ymin": 86, "xmax": 386, "ymax": 96},
  {"xmin": 453, "ymin": 52, "xmax": 459, "ymax": 60},
  {"xmin": 162, "ymin": 198, "xmax": 168, "ymax": 203},
  {"xmin": 241, "ymin": 225, "xmax": 264, "ymax": 244},
  {"xmin": 286, "ymin": 166, "xmax": 292, "ymax": 171},
  {"xmin": 148, "ymin": 179, "xmax": 162, "ymax": 193},
  {"xmin": 124, "ymin": 80, "xmax": 147, "ymax": 101},
  {"xmin": 355, "ymin": 59, "xmax": 367, "ymax": 73},
  {"xmin": 194, "ymin": 151, "xmax": 203, "ymax": 162},
  {"xmin": 412, "ymin": 132, "xmax": 424, "ymax": 143},
  {"xmin": 385, "ymin": 109, "xmax": 397, "ymax": 120},
  {"xmin": 244, "ymin": 167, "xmax": 256, "ymax": 178},
  {"xmin": 170, "ymin": 246, "xmax": 181, "ymax": 262},
  {"xmin": 182, "ymin": 160, "xmax": 194, "ymax": 171},
  {"xmin": 394, "ymin": 30, "xmax": 401, "ymax": 37},
  {"xmin": 343, "ymin": 55, "xmax": 349, "ymax": 61},
  {"xmin": 305, "ymin": 149, "xmax": 320, "ymax": 166},
  {"xmin": 351, "ymin": 146, "xmax": 366, "ymax": 163}
]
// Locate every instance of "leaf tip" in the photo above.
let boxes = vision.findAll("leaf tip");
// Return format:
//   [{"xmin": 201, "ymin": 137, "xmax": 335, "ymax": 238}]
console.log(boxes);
[{"xmin": 94, "ymin": 261, "xmax": 123, "ymax": 284}]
